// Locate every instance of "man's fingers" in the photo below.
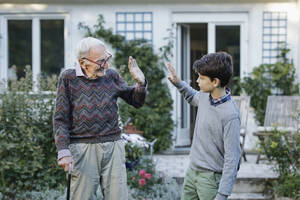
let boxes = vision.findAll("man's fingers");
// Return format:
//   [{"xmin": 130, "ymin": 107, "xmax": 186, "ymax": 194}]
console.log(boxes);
[{"xmin": 128, "ymin": 56, "xmax": 134, "ymax": 73}]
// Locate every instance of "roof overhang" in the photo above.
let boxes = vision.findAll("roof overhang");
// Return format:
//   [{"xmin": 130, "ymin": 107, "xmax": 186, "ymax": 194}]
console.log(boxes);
[{"xmin": 0, "ymin": 0, "xmax": 298, "ymax": 4}]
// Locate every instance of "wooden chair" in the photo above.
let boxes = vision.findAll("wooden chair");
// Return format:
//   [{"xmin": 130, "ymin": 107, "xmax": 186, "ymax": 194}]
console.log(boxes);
[
  {"xmin": 232, "ymin": 95, "xmax": 251, "ymax": 162},
  {"xmin": 253, "ymin": 96, "xmax": 300, "ymax": 164}
]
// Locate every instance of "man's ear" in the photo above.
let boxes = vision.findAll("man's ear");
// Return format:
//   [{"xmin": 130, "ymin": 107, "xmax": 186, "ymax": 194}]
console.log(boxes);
[{"xmin": 79, "ymin": 59, "xmax": 87, "ymax": 69}]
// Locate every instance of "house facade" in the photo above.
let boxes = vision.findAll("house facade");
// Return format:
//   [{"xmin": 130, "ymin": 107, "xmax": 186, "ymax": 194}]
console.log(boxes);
[{"xmin": 0, "ymin": 0, "xmax": 299, "ymax": 149}]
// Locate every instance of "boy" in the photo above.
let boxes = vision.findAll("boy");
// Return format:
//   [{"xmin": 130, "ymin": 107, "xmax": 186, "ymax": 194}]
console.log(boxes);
[{"xmin": 166, "ymin": 52, "xmax": 241, "ymax": 200}]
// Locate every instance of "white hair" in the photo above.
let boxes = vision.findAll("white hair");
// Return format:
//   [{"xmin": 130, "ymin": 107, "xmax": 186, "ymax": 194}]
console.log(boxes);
[{"xmin": 76, "ymin": 37, "xmax": 105, "ymax": 59}]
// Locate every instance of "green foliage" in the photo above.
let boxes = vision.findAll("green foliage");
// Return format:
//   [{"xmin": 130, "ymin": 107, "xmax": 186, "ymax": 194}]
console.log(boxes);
[
  {"xmin": 78, "ymin": 15, "xmax": 174, "ymax": 152},
  {"xmin": 258, "ymin": 127, "xmax": 300, "ymax": 198},
  {"xmin": 241, "ymin": 48, "xmax": 299, "ymax": 125},
  {"xmin": 0, "ymin": 67, "xmax": 65, "ymax": 198},
  {"xmin": 127, "ymin": 157, "xmax": 181, "ymax": 200},
  {"xmin": 125, "ymin": 142, "xmax": 144, "ymax": 170}
]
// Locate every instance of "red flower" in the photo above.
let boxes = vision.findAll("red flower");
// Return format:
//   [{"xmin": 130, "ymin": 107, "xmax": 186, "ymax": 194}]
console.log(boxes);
[
  {"xmin": 138, "ymin": 178, "xmax": 146, "ymax": 186},
  {"xmin": 139, "ymin": 169, "xmax": 146, "ymax": 178},
  {"xmin": 145, "ymin": 173, "xmax": 151, "ymax": 180}
]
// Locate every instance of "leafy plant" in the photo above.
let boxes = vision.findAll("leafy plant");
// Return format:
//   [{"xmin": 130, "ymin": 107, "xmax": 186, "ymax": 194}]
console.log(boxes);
[
  {"xmin": 78, "ymin": 15, "xmax": 174, "ymax": 152},
  {"xmin": 0, "ymin": 67, "xmax": 65, "ymax": 198},
  {"xmin": 258, "ymin": 127, "xmax": 300, "ymax": 198},
  {"xmin": 241, "ymin": 48, "xmax": 299, "ymax": 125},
  {"xmin": 127, "ymin": 157, "xmax": 181, "ymax": 200},
  {"xmin": 125, "ymin": 142, "xmax": 144, "ymax": 170}
]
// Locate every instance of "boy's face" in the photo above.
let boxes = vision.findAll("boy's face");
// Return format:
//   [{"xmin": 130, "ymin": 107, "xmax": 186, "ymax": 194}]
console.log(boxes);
[{"xmin": 196, "ymin": 73, "xmax": 219, "ymax": 93}]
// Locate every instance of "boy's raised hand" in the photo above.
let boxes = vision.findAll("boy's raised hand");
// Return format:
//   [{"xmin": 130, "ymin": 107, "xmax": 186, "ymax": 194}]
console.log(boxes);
[{"xmin": 165, "ymin": 63, "xmax": 180, "ymax": 85}]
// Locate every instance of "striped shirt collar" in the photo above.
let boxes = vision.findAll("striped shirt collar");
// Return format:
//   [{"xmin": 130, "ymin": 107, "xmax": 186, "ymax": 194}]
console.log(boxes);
[{"xmin": 209, "ymin": 88, "xmax": 231, "ymax": 106}]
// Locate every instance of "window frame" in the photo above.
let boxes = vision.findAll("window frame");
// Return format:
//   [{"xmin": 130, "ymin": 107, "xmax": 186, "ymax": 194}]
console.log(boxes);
[
  {"xmin": 262, "ymin": 11, "xmax": 288, "ymax": 64},
  {"xmin": 0, "ymin": 13, "xmax": 70, "ymax": 91},
  {"xmin": 115, "ymin": 12, "xmax": 153, "ymax": 44}
]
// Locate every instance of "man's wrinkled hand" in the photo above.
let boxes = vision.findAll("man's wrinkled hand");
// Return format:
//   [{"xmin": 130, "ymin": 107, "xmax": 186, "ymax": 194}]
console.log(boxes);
[
  {"xmin": 128, "ymin": 56, "xmax": 145, "ymax": 86},
  {"xmin": 58, "ymin": 156, "xmax": 74, "ymax": 172},
  {"xmin": 165, "ymin": 63, "xmax": 180, "ymax": 85}
]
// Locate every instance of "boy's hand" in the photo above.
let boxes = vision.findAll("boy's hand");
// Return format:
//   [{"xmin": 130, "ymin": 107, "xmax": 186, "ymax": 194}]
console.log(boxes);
[
  {"xmin": 165, "ymin": 63, "xmax": 180, "ymax": 85},
  {"xmin": 128, "ymin": 56, "xmax": 145, "ymax": 86}
]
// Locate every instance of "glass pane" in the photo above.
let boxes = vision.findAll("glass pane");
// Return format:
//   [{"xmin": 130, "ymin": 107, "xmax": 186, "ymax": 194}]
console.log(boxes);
[
  {"xmin": 41, "ymin": 19, "xmax": 64, "ymax": 77},
  {"xmin": 216, "ymin": 25, "xmax": 240, "ymax": 78},
  {"xmin": 8, "ymin": 20, "xmax": 32, "ymax": 80}
]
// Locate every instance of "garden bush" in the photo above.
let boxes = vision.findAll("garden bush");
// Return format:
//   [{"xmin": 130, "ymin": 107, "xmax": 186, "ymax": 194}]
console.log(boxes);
[
  {"xmin": 0, "ymin": 67, "xmax": 65, "ymax": 199},
  {"xmin": 258, "ymin": 127, "xmax": 300, "ymax": 198},
  {"xmin": 241, "ymin": 48, "xmax": 299, "ymax": 125}
]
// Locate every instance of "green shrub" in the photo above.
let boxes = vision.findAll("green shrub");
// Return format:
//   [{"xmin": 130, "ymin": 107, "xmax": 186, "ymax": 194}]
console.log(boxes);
[
  {"xmin": 258, "ymin": 127, "xmax": 300, "ymax": 198},
  {"xmin": 127, "ymin": 157, "xmax": 181, "ymax": 200},
  {"xmin": 78, "ymin": 15, "xmax": 174, "ymax": 152},
  {"xmin": 0, "ymin": 67, "xmax": 65, "ymax": 198},
  {"xmin": 241, "ymin": 48, "xmax": 299, "ymax": 125}
]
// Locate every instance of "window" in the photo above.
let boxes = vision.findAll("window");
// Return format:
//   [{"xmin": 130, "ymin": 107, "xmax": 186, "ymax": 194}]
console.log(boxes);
[
  {"xmin": 262, "ymin": 12, "xmax": 287, "ymax": 64},
  {"xmin": 8, "ymin": 20, "xmax": 32, "ymax": 81},
  {"xmin": 116, "ymin": 12, "xmax": 153, "ymax": 43},
  {"xmin": 0, "ymin": 15, "xmax": 66, "ymax": 90}
]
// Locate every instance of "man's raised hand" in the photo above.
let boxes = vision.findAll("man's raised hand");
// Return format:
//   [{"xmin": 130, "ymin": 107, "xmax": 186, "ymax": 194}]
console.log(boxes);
[{"xmin": 128, "ymin": 56, "xmax": 145, "ymax": 86}]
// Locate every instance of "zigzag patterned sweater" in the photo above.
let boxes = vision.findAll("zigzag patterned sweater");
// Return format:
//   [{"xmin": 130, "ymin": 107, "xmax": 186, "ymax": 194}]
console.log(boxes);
[{"xmin": 53, "ymin": 68, "xmax": 147, "ymax": 152}]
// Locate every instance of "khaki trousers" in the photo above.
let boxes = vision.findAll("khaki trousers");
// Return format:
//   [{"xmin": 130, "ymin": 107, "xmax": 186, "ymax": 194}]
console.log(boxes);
[{"xmin": 68, "ymin": 140, "xmax": 128, "ymax": 200}]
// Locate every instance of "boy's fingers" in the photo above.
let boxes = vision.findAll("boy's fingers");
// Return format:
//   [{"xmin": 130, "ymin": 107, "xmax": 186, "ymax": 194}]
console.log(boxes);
[{"xmin": 166, "ymin": 63, "xmax": 176, "ymax": 76}]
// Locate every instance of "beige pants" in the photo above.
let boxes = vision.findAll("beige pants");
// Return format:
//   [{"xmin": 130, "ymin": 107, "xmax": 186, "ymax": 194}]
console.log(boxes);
[{"xmin": 69, "ymin": 140, "xmax": 128, "ymax": 200}]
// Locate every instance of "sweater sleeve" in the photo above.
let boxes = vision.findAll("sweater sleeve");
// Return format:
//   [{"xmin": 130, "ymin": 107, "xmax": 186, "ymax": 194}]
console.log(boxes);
[
  {"xmin": 116, "ymin": 72, "xmax": 147, "ymax": 108},
  {"xmin": 175, "ymin": 80, "xmax": 201, "ymax": 107},
  {"xmin": 53, "ymin": 70, "xmax": 72, "ymax": 152},
  {"xmin": 218, "ymin": 117, "xmax": 241, "ymax": 197}
]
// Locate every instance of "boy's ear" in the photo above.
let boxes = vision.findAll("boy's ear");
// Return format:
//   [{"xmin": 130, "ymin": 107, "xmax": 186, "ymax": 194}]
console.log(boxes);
[{"xmin": 213, "ymin": 78, "xmax": 221, "ymax": 88}]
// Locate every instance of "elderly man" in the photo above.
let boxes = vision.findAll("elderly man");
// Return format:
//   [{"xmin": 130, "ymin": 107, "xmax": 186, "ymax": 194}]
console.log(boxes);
[{"xmin": 53, "ymin": 37, "xmax": 147, "ymax": 200}]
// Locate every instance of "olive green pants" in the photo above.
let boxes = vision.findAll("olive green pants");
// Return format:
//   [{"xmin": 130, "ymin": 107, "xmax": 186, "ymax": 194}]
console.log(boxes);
[
  {"xmin": 181, "ymin": 167, "xmax": 222, "ymax": 200},
  {"xmin": 68, "ymin": 140, "xmax": 128, "ymax": 200}
]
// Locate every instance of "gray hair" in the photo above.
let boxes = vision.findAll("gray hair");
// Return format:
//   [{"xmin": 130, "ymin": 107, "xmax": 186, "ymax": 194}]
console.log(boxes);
[{"xmin": 76, "ymin": 37, "xmax": 105, "ymax": 59}]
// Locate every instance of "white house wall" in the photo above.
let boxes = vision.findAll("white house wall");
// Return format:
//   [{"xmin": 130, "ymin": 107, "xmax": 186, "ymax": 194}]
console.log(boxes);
[{"xmin": 0, "ymin": 2, "xmax": 299, "ymax": 150}]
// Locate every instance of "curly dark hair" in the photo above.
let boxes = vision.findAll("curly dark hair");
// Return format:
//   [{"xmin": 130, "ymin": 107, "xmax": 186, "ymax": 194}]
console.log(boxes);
[{"xmin": 193, "ymin": 52, "xmax": 233, "ymax": 87}]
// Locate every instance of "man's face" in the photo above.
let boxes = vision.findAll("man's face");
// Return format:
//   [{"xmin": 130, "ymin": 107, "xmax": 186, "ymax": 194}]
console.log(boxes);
[
  {"xmin": 79, "ymin": 45, "xmax": 111, "ymax": 78},
  {"xmin": 196, "ymin": 73, "xmax": 217, "ymax": 93}
]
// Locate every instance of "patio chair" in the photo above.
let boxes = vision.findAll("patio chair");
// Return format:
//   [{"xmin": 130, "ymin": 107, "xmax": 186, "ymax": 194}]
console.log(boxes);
[
  {"xmin": 232, "ymin": 95, "xmax": 251, "ymax": 162},
  {"xmin": 253, "ymin": 96, "xmax": 300, "ymax": 164}
]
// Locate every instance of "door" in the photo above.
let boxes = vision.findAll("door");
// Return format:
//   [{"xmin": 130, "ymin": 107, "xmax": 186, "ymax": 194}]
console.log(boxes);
[{"xmin": 175, "ymin": 24, "xmax": 191, "ymax": 147}]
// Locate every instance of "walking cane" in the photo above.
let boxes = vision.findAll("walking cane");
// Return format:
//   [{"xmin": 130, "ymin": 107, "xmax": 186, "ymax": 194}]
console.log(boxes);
[{"xmin": 67, "ymin": 163, "xmax": 72, "ymax": 200}]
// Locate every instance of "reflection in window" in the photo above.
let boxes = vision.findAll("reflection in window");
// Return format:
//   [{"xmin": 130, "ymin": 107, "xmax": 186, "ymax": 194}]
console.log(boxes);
[
  {"xmin": 8, "ymin": 20, "xmax": 32, "ymax": 80},
  {"xmin": 41, "ymin": 20, "xmax": 64, "ymax": 77},
  {"xmin": 216, "ymin": 25, "xmax": 240, "ymax": 78}
]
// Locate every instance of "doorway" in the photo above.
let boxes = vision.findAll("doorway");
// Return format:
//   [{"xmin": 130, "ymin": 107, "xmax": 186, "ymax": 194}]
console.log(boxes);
[{"xmin": 176, "ymin": 22, "xmax": 242, "ymax": 147}]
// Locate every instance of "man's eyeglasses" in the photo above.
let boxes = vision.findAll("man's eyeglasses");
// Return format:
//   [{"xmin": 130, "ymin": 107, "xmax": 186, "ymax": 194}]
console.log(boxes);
[{"xmin": 82, "ymin": 53, "xmax": 112, "ymax": 68}]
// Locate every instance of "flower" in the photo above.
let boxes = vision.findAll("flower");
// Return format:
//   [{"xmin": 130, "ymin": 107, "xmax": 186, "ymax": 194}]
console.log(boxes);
[
  {"xmin": 138, "ymin": 178, "xmax": 146, "ymax": 186},
  {"xmin": 139, "ymin": 169, "xmax": 146, "ymax": 178},
  {"xmin": 132, "ymin": 176, "xmax": 136, "ymax": 181},
  {"xmin": 145, "ymin": 173, "xmax": 151, "ymax": 180}
]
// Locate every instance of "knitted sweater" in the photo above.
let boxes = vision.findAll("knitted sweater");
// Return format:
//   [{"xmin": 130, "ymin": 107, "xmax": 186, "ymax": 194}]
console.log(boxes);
[{"xmin": 53, "ymin": 68, "xmax": 147, "ymax": 155}]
